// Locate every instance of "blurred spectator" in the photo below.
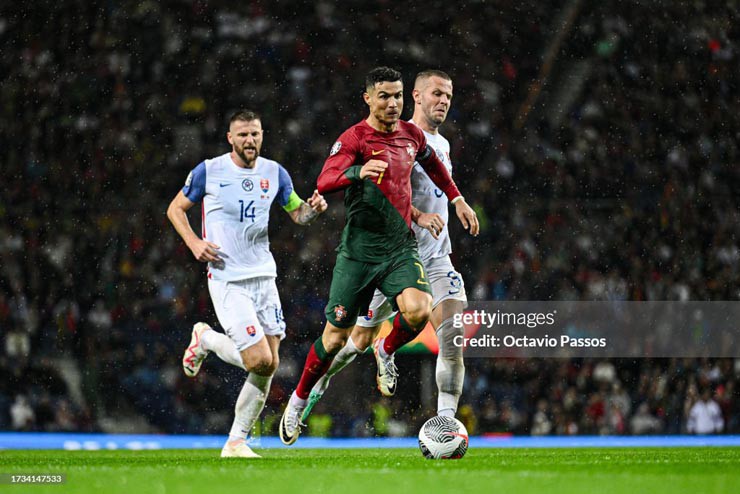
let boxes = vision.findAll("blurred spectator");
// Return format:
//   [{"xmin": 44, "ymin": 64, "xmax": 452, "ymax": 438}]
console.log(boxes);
[
  {"xmin": 10, "ymin": 395, "xmax": 35, "ymax": 431},
  {"xmin": 630, "ymin": 403, "xmax": 663, "ymax": 435},
  {"xmin": 687, "ymin": 388, "xmax": 724, "ymax": 434}
]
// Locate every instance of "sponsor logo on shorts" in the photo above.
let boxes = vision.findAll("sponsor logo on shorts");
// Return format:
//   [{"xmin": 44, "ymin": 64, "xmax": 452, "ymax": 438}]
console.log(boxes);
[
  {"xmin": 245, "ymin": 325, "xmax": 257, "ymax": 337},
  {"xmin": 260, "ymin": 178, "xmax": 270, "ymax": 193},
  {"xmin": 334, "ymin": 305, "xmax": 347, "ymax": 322},
  {"xmin": 242, "ymin": 178, "xmax": 254, "ymax": 191}
]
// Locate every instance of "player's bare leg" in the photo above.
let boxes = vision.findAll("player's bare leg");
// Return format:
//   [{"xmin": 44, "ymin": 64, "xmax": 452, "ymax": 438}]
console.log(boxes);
[
  {"xmin": 222, "ymin": 335, "xmax": 278, "ymax": 458},
  {"xmin": 281, "ymin": 321, "xmax": 348, "ymax": 445},
  {"xmin": 430, "ymin": 299, "xmax": 465, "ymax": 417},
  {"xmin": 374, "ymin": 287, "xmax": 432, "ymax": 396}
]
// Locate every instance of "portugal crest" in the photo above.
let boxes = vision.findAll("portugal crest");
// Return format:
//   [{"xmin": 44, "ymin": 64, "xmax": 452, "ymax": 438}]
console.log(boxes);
[{"xmin": 334, "ymin": 305, "xmax": 347, "ymax": 322}]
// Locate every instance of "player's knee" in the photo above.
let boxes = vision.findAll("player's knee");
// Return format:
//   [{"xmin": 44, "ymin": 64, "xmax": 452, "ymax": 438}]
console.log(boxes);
[
  {"xmin": 244, "ymin": 351, "xmax": 274, "ymax": 376},
  {"xmin": 265, "ymin": 353, "xmax": 280, "ymax": 375},
  {"xmin": 404, "ymin": 299, "xmax": 432, "ymax": 329}
]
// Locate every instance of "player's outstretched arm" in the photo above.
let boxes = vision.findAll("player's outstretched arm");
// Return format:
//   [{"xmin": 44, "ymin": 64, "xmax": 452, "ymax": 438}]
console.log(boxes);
[
  {"xmin": 288, "ymin": 189, "xmax": 328, "ymax": 225},
  {"xmin": 412, "ymin": 206, "xmax": 445, "ymax": 240},
  {"xmin": 166, "ymin": 191, "xmax": 223, "ymax": 262}
]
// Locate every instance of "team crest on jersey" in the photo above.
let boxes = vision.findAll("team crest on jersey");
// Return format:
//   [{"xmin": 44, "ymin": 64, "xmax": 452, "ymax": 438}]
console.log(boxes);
[
  {"xmin": 330, "ymin": 141, "xmax": 342, "ymax": 156},
  {"xmin": 260, "ymin": 178, "xmax": 270, "ymax": 193},
  {"xmin": 334, "ymin": 305, "xmax": 347, "ymax": 322},
  {"xmin": 406, "ymin": 143, "xmax": 416, "ymax": 157},
  {"xmin": 242, "ymin": 178, "xmax": 254, "ymax": 191},
  {"xmin": 245, "ymin": 325, "xmax": 257, "ymax": 337}
]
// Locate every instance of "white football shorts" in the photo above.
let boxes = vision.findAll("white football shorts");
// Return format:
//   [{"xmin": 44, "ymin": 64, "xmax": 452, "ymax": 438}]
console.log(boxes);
[
  {"xmin": 208, "ymin": 276, "xmax": 286, "ymax": 351},
  {"xmin": 356, "ymin": 255, "xmax": 468, "ymax": 328}
]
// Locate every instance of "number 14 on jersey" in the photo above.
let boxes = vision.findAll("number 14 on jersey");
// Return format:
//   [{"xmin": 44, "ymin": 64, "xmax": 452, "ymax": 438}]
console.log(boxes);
[{"xmin": 239, "ymin": 200, "xmax": 256, "ymax": 223}]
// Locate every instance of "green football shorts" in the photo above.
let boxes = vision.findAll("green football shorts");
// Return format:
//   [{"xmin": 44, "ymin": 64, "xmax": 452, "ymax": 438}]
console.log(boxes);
[{"xmin": 324, "ymin": 250, "xmax": 432, "ymax": 329}]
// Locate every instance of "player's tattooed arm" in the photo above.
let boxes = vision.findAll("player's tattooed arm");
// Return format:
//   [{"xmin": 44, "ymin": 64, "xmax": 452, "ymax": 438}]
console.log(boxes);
[
  {"xmin": 289, "ymin": 189, "xmax": 328, "ymax": 225},
  {"xmin": 412, "ymin": 206, "xmax": 445, "ymax": 240}
]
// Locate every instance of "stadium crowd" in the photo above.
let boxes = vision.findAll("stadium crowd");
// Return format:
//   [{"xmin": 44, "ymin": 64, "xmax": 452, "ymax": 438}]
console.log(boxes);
[{"xmin": 1, "ymin": 1, "xmax": 738, "ymax": 436}]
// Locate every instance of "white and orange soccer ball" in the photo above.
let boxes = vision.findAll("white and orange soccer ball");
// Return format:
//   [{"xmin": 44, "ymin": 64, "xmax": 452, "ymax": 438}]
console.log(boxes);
[{"xmin": 418, "ymin": 416, "xmax": 469, "ymax": 459}]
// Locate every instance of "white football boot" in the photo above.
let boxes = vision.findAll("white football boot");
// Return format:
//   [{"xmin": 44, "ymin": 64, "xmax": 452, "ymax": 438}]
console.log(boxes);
[
  {"xmin": 373, "ymin": 339, "xmax": 398, "ymax": 397},
  {"xmin": 182, "ymin": 322, "xmax": 211, "ymax": 378},
  {"xmin": 279, "ymin": 394, "xmax": 305, "ymax": 446},
  {"xmin": 220, "ymin": 439, "xmax": 261, "ymax": 458}
]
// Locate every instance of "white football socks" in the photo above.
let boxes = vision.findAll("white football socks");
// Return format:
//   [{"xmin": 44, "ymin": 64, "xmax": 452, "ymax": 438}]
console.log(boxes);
[
  {"xmin": 228, "ymin": 373, "xmax": 272, "ymax": 441},
  {"xmin": 201, "ymin": 329, "xmax": 246, "ymax": 371},
  {"xmin": 328, "ymin": 335, "xmax": 362, "ymax": 377},
  {"xmin": 435, "ymin": 316, "xmax": 465, "ymax": 417},
  {"xmin": 312, "ymin": 336, "xmax": 362, "ymax": 394},
  {"xmin": 289, "ymin": 390, "xmax": 307, "ymax": 409}
]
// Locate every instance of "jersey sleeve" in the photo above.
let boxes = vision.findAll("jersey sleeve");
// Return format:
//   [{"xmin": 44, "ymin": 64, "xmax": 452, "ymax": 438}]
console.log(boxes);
[
  {"xmin": 415, "ymin": 130, "xmax": 461, "ymax": 202},
  {"xmin": 277, "ymin": 165, "xmax": 303, "ymax": 212},
  {"xmin": 182, "ymin": 161, "xmax": 206, "ymax": 203},
  {"xmin": 317, "ymin": 128, "xmax": 363, "ymax": 194}
]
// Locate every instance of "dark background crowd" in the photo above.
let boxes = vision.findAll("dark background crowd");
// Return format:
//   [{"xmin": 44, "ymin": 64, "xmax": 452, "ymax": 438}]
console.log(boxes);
[{"xmin": 1, "ymin": 0, "xmax": 738, "ymax": 437}]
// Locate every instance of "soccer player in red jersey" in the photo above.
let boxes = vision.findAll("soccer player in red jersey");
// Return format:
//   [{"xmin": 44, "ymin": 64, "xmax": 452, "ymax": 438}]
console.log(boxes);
[{"xmin": 279, "ymin": 67, "xmax": 478, "ymax": 445}]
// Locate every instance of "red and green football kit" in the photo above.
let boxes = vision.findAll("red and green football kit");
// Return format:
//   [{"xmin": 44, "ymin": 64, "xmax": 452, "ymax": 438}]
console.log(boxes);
[{"xmin": 318, "ymin": 119, "xmax": 462, "ymax": 328}]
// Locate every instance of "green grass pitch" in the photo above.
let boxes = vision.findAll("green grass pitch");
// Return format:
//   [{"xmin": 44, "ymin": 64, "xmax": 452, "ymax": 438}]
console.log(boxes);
[{"xmin": 2, "ymin": 448, "xmax": 738, "ymax": 494}]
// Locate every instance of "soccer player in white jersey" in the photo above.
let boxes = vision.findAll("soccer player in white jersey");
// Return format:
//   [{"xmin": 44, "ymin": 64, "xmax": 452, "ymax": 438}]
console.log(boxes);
[
  {"xmin": 166, "ymin": 110, "xmax": 327, "ymax": 458},
  {"xmin": 300, "ymin": 70, "xmax": 468, "ymax": 422}
]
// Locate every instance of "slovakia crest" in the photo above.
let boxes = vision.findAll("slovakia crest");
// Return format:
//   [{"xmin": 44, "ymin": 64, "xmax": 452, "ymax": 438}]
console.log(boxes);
[
  {"xmin": 334, "ymin": 305, "xmax": 347, "ymax": 322},
  {"xmin": 242, "ymin": 178, "xmax": 254, "ymax": 191},
  {"xmin": 245, "ymin": 325, "xmax": 257, "ymax": 337},
  {"xmin": 260, "ymin": 178, "xmax": 270, "ymax": 193},
  {"xmin": 364, "ymin": 309, "xmax": 374, "ymax": 321}
]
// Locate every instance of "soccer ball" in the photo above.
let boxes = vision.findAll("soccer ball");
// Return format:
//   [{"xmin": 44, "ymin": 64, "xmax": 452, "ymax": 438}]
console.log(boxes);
[{"xmin": 418, "ymin": 416, "xmax": 469, "ymax": 459}]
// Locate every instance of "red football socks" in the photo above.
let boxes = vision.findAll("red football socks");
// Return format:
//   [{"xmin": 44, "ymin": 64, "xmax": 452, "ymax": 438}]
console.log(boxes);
[
  {"xmin": 382, "ymin": 312, "xmax": 421, "ymax": 355},
  {"xmin": 295, "ymin": 337, "xmax": 336, "ymax": 400}
]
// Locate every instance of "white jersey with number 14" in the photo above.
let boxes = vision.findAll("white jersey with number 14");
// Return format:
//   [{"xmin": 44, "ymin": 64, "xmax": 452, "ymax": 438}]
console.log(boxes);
[{"xmin": 182, "ymin": 153, "xmax": 297, "ymax": 282}]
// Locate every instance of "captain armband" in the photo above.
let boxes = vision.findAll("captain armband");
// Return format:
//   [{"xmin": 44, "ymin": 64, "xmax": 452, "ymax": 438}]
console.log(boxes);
[{"xmin": 417, "ymin": 144, "xmax": 433, "ymax": 161}]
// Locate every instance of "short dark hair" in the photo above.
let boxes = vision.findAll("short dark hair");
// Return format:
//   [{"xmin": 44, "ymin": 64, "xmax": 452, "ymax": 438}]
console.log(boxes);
[
  {"xmin": 365, "ymin": 66, "xmax": 403, "ymax": 92},
  {"xmin": 229, "ymin": 110, "xmax": 261, "ymax": 125},
  {"xmin": 415, "ymin": 69, "xmax": 452, "ymax": 88}
]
